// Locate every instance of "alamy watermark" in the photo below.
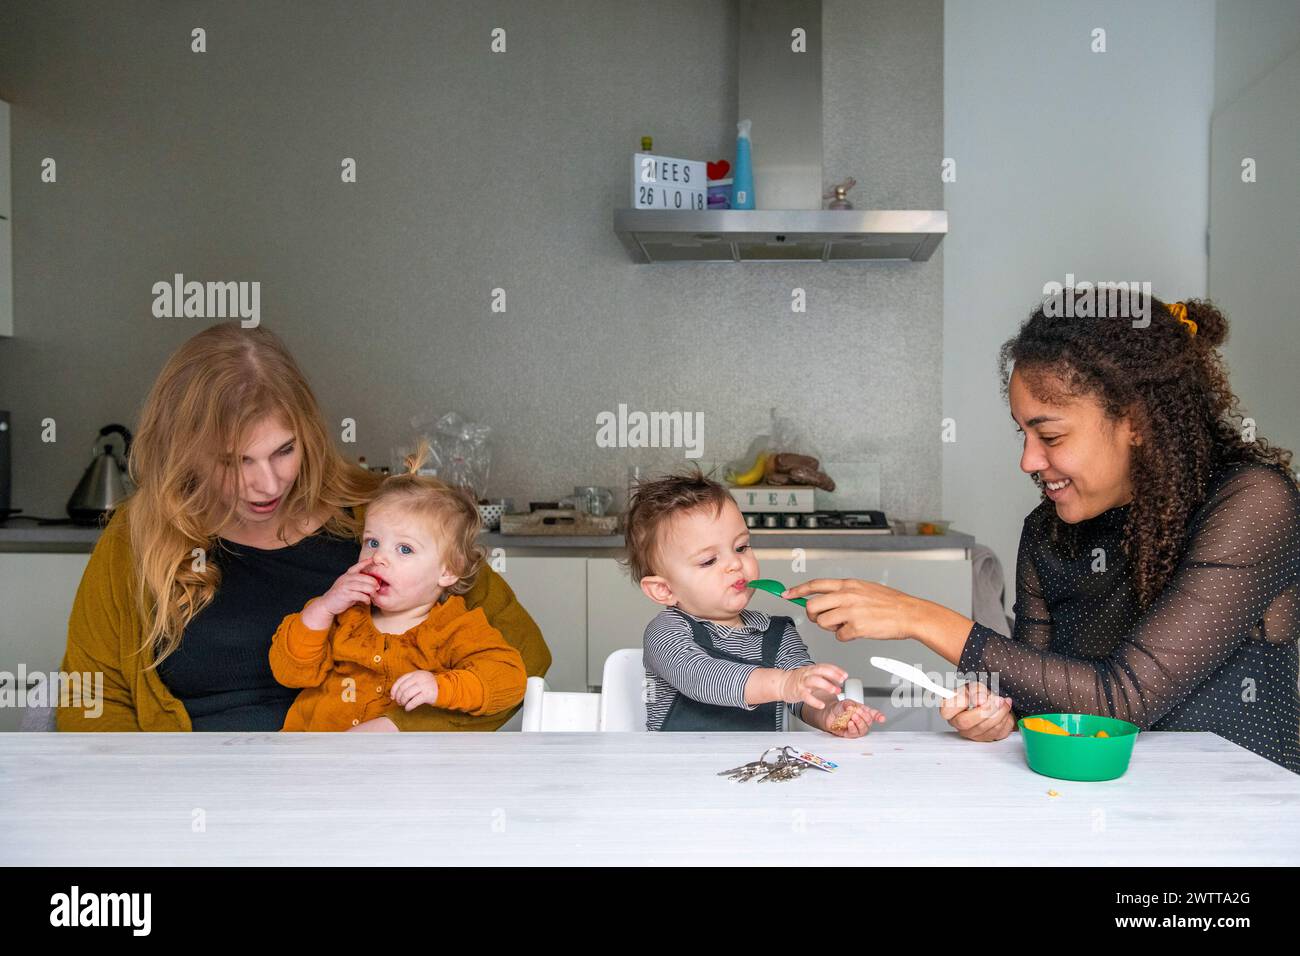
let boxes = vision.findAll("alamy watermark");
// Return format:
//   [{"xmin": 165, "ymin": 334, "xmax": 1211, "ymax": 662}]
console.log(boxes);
[
  {"xmin": 888, "ymin": 670, "xmax": 1001, "ymax": 708},
  {"xmin": 151, "ymin": 273, "xmax": 261, "ymax": 327},
  {"xmin": 49, "ymin": 885, "xmax": 151, "ymax": 935},
  {"xmin": 1042, "ymin": 274, "xmax": 1152, "ymax": 327},
  {"xmin": 595, "ymin": 403, "xmax": 703, "ymax": 459},
  {"xmin": 0, "ymin": 667, "xmax": 103, "ymax": 718}
]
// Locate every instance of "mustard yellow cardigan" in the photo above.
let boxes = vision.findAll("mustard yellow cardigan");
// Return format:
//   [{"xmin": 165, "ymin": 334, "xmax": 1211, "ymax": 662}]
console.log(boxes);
[{"xmin": 56, "ymin": 503, "xmax": 551, "ymax": 732}]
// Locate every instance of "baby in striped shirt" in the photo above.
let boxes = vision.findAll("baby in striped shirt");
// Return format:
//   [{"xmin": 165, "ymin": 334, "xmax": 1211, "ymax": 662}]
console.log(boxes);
[{"xmin": 624, "ymin": 470, "xmax": 886, "ymax": 735}]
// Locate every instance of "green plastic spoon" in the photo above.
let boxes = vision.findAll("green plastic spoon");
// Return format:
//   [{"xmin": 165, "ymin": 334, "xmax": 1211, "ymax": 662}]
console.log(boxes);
[{"xmin": 746, "ymin": 578, "xmax": 808, "ymax": 607}]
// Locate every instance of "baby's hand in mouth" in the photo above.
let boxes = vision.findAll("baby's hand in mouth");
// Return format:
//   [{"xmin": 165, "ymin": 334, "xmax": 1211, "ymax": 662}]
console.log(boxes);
[{"xmin": 359, "ymin": 561, "xmax": 388, "ymax": 587}]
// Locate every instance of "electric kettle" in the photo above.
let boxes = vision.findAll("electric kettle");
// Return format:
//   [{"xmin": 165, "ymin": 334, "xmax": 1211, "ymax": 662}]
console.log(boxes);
[{"xmin": 67, "ymin": 424, "xmax": 134, "ymax": 525}]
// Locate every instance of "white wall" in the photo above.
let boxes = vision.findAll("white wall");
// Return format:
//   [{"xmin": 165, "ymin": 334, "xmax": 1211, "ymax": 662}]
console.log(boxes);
[
  {"xmin": 1214, "ymin": 0, "xmax": 1300, "ymax": 111},
  {"xmin": 942, "ymin": 0, "xmax": 1216, "ymax": 606},
  {"xmin": 1208, "ymin": 3, "xmax": 1300, "ymax": 473}
]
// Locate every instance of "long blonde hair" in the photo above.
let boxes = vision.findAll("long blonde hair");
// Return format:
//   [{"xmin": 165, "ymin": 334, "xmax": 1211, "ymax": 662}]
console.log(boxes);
[{"xmin": 127, "ymin": 322, "xmax": 384, "ymax": 667}]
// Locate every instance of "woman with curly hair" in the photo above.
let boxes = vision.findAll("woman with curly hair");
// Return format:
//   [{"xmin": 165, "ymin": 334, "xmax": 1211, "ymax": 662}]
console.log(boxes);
[{"xmin": 785, "ymin": 293, "xmax": 1300, "ymax": 772}]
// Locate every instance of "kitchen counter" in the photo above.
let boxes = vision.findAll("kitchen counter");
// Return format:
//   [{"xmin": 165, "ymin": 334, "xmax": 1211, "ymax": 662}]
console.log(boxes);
[
  {"xmin": 478, "ymin": 530, "xmax": 973, "ymax": 555},
  {"xmin": 0, "ymin": 524, "xmax": 104, "ymax": 553},
  {"xmin": 0, "ymin": 523, "xmax": 974, "ymax": 555},
  {"xmin": 1, "ymin": 730, "xmax": 1295, "ymax": 865}
]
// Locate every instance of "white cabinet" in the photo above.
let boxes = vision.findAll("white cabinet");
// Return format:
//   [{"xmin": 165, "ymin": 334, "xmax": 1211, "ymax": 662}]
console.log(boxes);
[
  {"xmin": 756, "ymin": 551, "xmax": 969, "ymax": 686},
  {"xmin": 0, "ymin": 542, "xmax": 975, "ymax": 730},
  {"xmin": 0, "ymin": 98, "xmax": 10, "ymax": 337},
  {"xmin": 0, "ymin": 552, "xmax": 91, "ymax": 730},
  {"xmin": 494, "ymin": 554, "xmax": 589, "ymax": 693},
  {"xmin": 759, "ymin": 552, "xmax": 970, "ymax": 733},
  {"xmin": 586, "ymin": 557, "xmax": 660, "ymax": 686}
]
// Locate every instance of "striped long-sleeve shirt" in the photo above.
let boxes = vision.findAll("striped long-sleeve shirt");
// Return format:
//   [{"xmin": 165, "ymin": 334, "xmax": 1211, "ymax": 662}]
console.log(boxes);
[{"xmin": 642, "ymin": 606, "xmax": 814, "ymax": 731}]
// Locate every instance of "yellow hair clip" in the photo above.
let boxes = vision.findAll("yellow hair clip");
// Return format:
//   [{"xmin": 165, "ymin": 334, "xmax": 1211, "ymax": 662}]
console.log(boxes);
[{"xmin": 1167, "ymin": 301, "xmax": 1196, "ymax": 336}]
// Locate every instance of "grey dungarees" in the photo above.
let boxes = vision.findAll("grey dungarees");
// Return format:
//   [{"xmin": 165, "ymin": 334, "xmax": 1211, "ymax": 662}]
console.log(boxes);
[{"xmin": 659, "ymin": 606, "xmax": 792, "ymax": 732}]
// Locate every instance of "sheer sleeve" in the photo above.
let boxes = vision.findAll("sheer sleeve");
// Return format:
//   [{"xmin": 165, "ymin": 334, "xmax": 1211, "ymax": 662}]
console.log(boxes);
[
  {"xmin": 1010, "ymin": 511, "xmax": 1053, "ymax": 651},
  {"xmin": 958, "ymin": 465, "xmax": 1300, "ymax": 729}
]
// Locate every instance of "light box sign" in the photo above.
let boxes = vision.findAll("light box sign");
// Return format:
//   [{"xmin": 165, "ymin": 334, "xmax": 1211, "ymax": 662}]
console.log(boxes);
[{"xmin": 632, "ymin": 153, "xmax": 707, "ymax": 211}]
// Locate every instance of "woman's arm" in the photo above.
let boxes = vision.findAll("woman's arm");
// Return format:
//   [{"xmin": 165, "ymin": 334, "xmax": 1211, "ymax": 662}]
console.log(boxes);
[
  {"xmin": 57, "ymin": 513, "xmax": 143, "ymax": 731},
  {"xmin": 382, "ymin": 565, "xmax": 550, "ymax": 731},
  {"xmin": 913, "ymin": 509, "xmax": 1055, "ymax": 666},
  {"xmin": 915, "ymin": 516, "xmax": 1053, "ymax": 740},
  {"xmin": 957, "ymin": 465, "xmax": 1300, "ymax": 729},
  {"xmin": 906, "ymin": 599, "xmax": 977, "ymax": 665},
  {"xmin": 781, "ymin": 576, "xmax": 979, "ymax": 665}
]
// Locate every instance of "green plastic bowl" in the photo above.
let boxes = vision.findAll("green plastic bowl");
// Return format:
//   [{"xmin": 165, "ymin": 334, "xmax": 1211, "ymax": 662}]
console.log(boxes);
[{"xmin": 1018, "ymin": 713, "xmax": 1140, "ymax": 781}]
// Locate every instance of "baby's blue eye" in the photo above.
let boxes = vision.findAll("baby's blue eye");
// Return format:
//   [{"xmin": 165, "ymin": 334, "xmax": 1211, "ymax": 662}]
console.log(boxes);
[
  {"xmin": 736, "ymin": 544, "xmax": 749, "ymax": 553},
  {"xmin": 365, "ymin": 538, "xmax": 378, "ymax": 549},
  {"xmin": 399, "ymin": 544, "xmax": 413, "ymax": 555}
]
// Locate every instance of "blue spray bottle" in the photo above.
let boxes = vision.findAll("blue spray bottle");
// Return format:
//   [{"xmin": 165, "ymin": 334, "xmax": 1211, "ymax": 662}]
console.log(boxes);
[{"xmin": 732, "ymin": 119, "xmax": 755, "ymax": 210}]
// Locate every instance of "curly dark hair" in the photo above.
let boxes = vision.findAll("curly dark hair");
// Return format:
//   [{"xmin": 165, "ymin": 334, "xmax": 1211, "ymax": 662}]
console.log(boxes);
[{"xmin": 999, "ymin": 290, "xmax": 1295, "ymax": 610}]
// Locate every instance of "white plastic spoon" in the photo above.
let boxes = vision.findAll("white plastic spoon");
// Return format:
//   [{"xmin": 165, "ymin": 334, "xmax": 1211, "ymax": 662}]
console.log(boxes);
[{"xmin": 869, "ymin": 656, "xmax": 958, "ymax": 700}]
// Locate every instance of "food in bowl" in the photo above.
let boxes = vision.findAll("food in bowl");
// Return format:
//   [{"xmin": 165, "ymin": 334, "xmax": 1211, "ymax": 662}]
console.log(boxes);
[
  {"xmin": 1018, "ymin": 712, "xmax": 1140, "ymax": 781},
  {"xmin": 1022, "ymin": 716, "xmax": 1069, "ymax": 735},
  {"xmin": 1022, "ymin": 716, "xmax": 1111, "ymax": 738}
]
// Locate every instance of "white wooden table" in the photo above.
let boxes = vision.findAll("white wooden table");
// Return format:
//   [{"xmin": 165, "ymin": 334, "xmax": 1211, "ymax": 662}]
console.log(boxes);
[{"xmin": 2, "ymin": 731, "xmax": 1297, "ymax": 865}]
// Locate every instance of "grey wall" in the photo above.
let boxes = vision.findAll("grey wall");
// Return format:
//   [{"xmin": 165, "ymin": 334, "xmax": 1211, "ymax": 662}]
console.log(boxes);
[
  {"xmin": 0, "ymin": 0, "xmax": 944, "ymax": 521},
  {"xmin": 942, "ymin": 0, "xmax": 1217, "ymax": 601}
]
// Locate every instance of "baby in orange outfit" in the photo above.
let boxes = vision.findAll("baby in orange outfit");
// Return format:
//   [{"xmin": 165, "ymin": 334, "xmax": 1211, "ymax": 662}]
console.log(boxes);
[{"xmin": 270, "ymin": 450, "xmax": 526, "ymax": 732}]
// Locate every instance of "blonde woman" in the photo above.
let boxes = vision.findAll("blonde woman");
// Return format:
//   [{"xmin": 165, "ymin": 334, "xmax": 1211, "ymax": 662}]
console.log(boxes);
[{"xmin": 56, "ymin": 322, "xmax": 550, "ymax": 732}]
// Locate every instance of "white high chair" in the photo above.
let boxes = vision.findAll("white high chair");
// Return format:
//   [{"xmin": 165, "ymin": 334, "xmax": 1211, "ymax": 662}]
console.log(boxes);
[
  {"xmin": 597, "ymin": 648, "xmax": 649, "ymax": 731},
  {"xmin": 519, "ymin": 677, "xmax": 601, "ymax": 731},
  {"xmin": 520, "ymin": 649, "xmax": 868, "ymax": 732},
  {"xmin": 518, "ymin": 649, "xmax": 646, "ymax": 732}
]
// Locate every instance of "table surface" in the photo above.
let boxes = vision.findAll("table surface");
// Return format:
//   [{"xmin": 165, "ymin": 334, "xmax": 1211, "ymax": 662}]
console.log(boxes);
[{"xmin": 2, "ymin": 731, "xmax": 1297, "ymax": 865}]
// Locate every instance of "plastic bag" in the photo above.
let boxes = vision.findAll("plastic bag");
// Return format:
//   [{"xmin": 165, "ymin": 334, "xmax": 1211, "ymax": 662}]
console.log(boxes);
[
  {"xmin": 724, "ymin": 407, "xmax": 824, "ymax": 482},
  {"xmin": 407, "ymin": 412, "xmax": 492, "ymax": 501},
  {"xmin": 768, "ymin": 408, "xmax": 823, "ymax": 463}
]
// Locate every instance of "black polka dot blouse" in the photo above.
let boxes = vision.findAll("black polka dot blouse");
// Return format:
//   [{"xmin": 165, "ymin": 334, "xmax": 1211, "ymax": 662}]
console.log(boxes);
[{"xmin": 959, "ymin": 461, "xmax": 1300, "ymax": 774}]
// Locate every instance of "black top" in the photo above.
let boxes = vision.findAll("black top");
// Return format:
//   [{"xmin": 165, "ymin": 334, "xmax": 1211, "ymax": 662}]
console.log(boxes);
[
  {"xmin": 960, "ymin": 462, "xmax": 1300, "ymax": 774},
  {"xmin": 156, "ymin": 529, "xmax": 359, "ymax": 731}
]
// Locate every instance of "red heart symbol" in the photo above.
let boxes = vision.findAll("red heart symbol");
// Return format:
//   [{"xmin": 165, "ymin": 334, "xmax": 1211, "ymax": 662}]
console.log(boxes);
[{"xmin": 707, "ymin": 159, "xmax": 731, "ymax": 180}]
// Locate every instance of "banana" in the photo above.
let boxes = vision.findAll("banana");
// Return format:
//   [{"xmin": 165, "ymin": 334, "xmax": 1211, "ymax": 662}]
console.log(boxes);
[{"xmin": 729, "ymin": 451, "xmax": 769, "ymax": 486}]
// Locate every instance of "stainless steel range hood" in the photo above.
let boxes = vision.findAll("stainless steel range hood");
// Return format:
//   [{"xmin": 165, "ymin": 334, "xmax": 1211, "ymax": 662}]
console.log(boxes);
[
  {"xmin": 615, "ymin": 208, "xmax": 947, "ymax": 263},
  {"xmin": 614, "ymin": 0, "xmax": 946, "ymax": 263}
]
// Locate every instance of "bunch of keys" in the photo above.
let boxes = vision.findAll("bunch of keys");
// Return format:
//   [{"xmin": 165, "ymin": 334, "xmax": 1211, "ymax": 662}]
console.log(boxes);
[{"xmin": 718, "ymin": 745, "xmax": 810, "ymax": 783}]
